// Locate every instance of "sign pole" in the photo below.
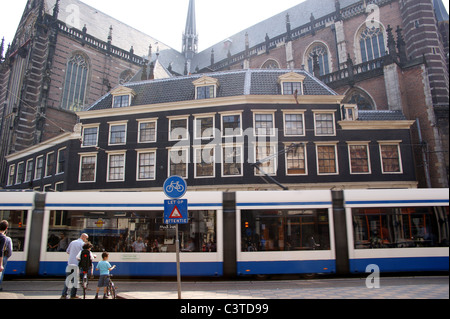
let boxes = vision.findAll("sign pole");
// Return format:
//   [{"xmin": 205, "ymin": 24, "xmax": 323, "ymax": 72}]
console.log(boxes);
[
  {"xmin": 163, "ymin": 176, "xmax": 188, "ymax": 300},
  {"xmin": 176, "ymin": 224, "xmax": 182, "ymax": 299}
]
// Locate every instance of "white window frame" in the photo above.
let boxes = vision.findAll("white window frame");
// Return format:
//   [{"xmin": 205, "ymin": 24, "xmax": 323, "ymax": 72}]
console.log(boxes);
[
  {"xmin": 253, "ymin": 110, "xmax": 276, "ymax": 137},
  {"xmin": 78, "ymin": 153, "xmax": 98, "ymax": 183},
  {"xmin": 194, "ymin": 145, "xmax": 216, "ymax": 179},
  {"xmin": 15, "ymin": 161, "xmax": 25, "ymax": 185},
  {"xmin": 45, "ymin": 152, "xmax": 55, "ymax": 178},
  {"xmin": 81, "ymin": 124, "xmax": 99, "ymax": 148},
  {"xmin": 168, "ymin": 147, "xmax": 189, "ymax": 178},
  {"xmin": 168, "ymin": 116, "xmax": 189, "ymax": 142},
  {"xmin": 107, "ymin": 151, "xmax": 127, "ymax": 182},
  {"xmin": 315, "ymin": 142, "xmax": 339, "ymax": 175},
  {"xmin": 137, "ymin": 118, "xmax": 158, "ymax": 144},
  {"xmin": 285, "ymin": 143, "xmax": 308, "ymax": 176},
  {"xmin": 221, "ymin": 144, "xmax": 244, "ymax": 177},
  {"xmin": 283, "ymin": 110, "xmax": 306, "ymax": 137},
  {"xmin": 313, "ymin": 110, "xmax": 336, "ymax": 136},
  {"xmin": 34, "ymin": 156, "xmax": 44, "ymax": 181},
  {"xmin": 113, "ymin": 94, "xmax": 131, "ymax": 108},
  {"xmin": 379, "ymin": 141, "xmax": 403, "ymax": 174},
  {"xmin": 194, "ymin": 114, "xmax": 215, "ymax": 140},
  {"xmin": 254, "ymin": 143, "xmax": 278, "ymax": 176},
  {"xmin": 108, "ymin": 121, "xmax": 128, "ymax": 146},
  {"xmin": 7, "ymin": 164, "xmax": 15, "ymax": 186},
  {"xmin": 136, "ymin": 149, "xmax": 157, "ymax": 181},
  {"xmin": 220, "ymin": 111, "xmax": 243, "ymax": 137},
  {"xmin": 56, "ymin": 147, "xmax": 66, "ymax": 175},
  {"xmin": 25, "ymin": 159, "xmax": 34, "ymax": 182},
  {"xmin": 347, "ymin": 142, "xmax": 372, "ymax": 175}
]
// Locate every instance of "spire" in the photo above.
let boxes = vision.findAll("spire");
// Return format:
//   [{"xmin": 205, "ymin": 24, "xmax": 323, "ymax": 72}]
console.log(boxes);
[
  {"xmin": 182, "ymin": 0, "xmax": 198, "ymax": 60},
  {"xmin": 433, "ymin": 0, "xmax": 449, "ymax": 22}
]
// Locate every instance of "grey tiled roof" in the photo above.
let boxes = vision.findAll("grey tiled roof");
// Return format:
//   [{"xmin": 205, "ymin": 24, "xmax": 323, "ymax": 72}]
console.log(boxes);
[
  {"xmin": 191, "ymin": 0, "xmax": 360, "ymax": 71},
  {"xmin": 87, "ymin": 69, "xmax": 336, "ymax": 111},
  {"xmin": 45, "ymin": 0, "xmax": 185, "ymax": 75},
  {"xmin": 358, "ymin": 110, "xmax": 407, "ymax": 121}
]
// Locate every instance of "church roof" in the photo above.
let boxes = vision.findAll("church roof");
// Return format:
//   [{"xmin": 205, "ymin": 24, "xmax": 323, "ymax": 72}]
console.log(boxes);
[
  {"xmin": 44, "ymin": 0, "xmax": 186, "ymax": 74},
  {"xmin": 86, "ymin": 69, "xmax": 337, "ymax": 111},
  {"xmin": 191, "ymin": 0, "xmax": 360, "ymax": 71}
]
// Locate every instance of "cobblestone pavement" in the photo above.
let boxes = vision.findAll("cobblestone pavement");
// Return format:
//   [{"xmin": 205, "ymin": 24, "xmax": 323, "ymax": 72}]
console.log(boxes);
[{"xmin": 0, "ymin": 276, "xmax": 448, "ymax": 300}]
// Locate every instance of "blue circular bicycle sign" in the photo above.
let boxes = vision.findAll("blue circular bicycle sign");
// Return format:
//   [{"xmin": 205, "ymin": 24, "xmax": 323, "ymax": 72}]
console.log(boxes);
[{"xmin": 163, "ymin": 176, "xmax": 187, "ymax": 199}]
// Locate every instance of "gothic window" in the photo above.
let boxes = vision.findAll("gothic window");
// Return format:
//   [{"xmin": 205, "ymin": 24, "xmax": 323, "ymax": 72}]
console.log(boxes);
[
  {"xmin": 307, "ymin": 44, "xmax": 330, "ymax": 76},
  {"xmin": 62, "ymin": 54, "xmax": 90, "ymax": 111},
  {"xmin": 343, "ymin": 88, "xmax": 375, "ymax": 110},
  {"xmin": 359, "ymin": 26, "xmax": 386, "ymax": 63},
  {"xmin": 119, "ymin": 70, "xmax": 134, "ymax": 84},
  {"xmin": 261, "ymin": 59, "xmax": 280, "ymax": 69}
]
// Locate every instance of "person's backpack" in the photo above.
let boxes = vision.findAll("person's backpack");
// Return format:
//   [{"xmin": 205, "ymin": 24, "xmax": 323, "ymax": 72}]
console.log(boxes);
[{"xmin": 79, "ymin": 249, "xmax": 92, "ymax": 271}]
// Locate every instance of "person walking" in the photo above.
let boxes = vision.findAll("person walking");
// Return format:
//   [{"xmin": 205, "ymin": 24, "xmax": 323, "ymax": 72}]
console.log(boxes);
[
  {"xmin": 60, "ymin": 233, "xmax": 89, "ymax": 299},
  {"xmin": 0, "ymin": 220, "xmax": 13, "ymax": 291}
]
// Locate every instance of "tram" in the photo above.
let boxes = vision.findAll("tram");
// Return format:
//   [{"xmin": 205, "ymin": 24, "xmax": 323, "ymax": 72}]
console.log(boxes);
[{"xmin": 0, "ymin": 189, "xmax": 448, "ymax": 277}]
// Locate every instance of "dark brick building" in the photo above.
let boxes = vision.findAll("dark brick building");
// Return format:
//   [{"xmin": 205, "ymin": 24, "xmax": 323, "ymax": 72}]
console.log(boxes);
[
  {"xmin": 4, "ymin": 69, "xmax": 418, "ymax": 192},
  {"xmin": 1, "ymin": 0, "xmax": 448, "ymax": 189}
]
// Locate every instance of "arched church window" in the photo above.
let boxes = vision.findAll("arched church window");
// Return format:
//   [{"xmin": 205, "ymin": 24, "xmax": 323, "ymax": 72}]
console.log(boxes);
[
  {"xmin": 343, "ymin": 88, "xmax": 375, "ymax": 110},
  {"xmin": 61, "ymin": 53, "xmax": 90, "ymax": 111},
  {"xmin": 307, "ymin": 44, "xmax": 330, "ymax": 76},
  {"xmin": 119, "ymin": 69, "xmax": 134, "ymax": 84},
  {"xmin": 261, "ymin": 59, "xmax": 280, "ymax": 69},
  {"xmin": 359, "ymin": 26, "xmax": 386, "ymax": 63}
]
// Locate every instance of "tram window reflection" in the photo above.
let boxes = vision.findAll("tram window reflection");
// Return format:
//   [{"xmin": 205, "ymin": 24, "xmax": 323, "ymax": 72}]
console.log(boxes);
[
  {"xmin": 241, "ymin": 209, "xmax": 331, "ymax": 252},
  {"xmin": 352, "ymin": 206, "xmax": 449, "ymax": 249},
  {"xmin": 0, "ymin": 210, "xmax": 27, "ymax": 252},
  {"xmin": 47, "ymin": 210, "xmax": 217, "ymax": 253}
]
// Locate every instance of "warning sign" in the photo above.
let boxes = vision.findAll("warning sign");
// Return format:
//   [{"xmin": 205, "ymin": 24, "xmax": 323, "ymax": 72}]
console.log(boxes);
[
  {"xmin": 164, "ymin": 199, "xmax": 188, "ymax": 224},
  {"xmin": 169, "ymin": 206, "xmax": 183, "ymax": 219}
]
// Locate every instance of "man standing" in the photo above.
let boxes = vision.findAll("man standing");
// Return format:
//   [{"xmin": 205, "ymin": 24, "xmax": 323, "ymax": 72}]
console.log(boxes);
[
  {"xmin": 0, "ymin": 220, "xmax": 13, "ymax": 292},
  {"xmin": 61, "ymin": 233, "xmax": 88, "ymax": 299}
]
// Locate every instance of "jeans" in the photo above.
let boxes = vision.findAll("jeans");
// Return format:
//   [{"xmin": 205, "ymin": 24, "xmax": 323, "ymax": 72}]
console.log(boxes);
[
  {"xmin": 0, "ymin": 257, "xmax": 8, "ymax": 288},
  {"xmin": 61, "ymin": 268, "xmax": 79, "ymax": 298}
]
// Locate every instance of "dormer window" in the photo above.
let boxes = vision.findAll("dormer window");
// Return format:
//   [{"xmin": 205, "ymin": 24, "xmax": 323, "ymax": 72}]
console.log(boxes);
[
  {"xmin": 342, "ymin": 104, "xmax": 358, "ymax": 121},
  {"xmin": 278, "ymin": 72, "xmax": 306, "ymax": 96},
  {"xmin": 193, "ymin": 76, "xmax": 220, "ymax": 100},
  {"xmin": 110, "ymin": 86, "xmax": 136, "ymax": 108},
  {"xmin": 113, "ymin": 95, "xmax": 130, "ymax": 108}
]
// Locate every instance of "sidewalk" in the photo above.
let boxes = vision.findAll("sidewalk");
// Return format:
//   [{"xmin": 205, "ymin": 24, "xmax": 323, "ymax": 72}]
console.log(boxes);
[{"xmin": 0, "ymin": 276, "xmax": 448, "ymax": 299}]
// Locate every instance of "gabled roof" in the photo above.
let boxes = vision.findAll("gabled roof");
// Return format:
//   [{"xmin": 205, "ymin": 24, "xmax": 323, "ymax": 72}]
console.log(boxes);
[{"xmin": 86, "ymin": 69, "xmax": 337, "ymax": 111}]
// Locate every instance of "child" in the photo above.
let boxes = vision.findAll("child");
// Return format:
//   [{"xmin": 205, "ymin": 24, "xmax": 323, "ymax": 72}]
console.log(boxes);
[
  {"xmin": 95, "ymin": 252, "xmax": 116, "ymax": 299},
  {"xmin": 77, "ymin": 242, "xmax": 96, "ymax": 278}
]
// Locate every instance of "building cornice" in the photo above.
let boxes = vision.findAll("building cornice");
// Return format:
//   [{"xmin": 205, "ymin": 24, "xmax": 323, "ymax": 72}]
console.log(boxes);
[{"xmin": 78, "ymin": 95, "xmax": 346, "ymax": 119}]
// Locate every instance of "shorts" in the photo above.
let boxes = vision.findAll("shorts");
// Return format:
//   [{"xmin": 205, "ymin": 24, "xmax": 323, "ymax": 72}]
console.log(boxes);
[{"xmin": 97, "ymin": 275, "xmax": 110, "ymax": 287}]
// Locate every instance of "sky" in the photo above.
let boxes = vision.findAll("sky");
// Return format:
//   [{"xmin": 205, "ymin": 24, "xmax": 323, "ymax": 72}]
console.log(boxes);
[{"xmin": 1, "ymin": 0, "xmax": 449, "ymax": 53}]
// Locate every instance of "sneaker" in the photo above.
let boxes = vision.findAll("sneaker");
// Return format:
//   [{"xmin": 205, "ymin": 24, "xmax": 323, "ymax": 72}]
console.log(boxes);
[
  {"xmin": 103, "ymin": 295, "xmax": 109, "ymax": 299},
  {"xmin": 70, "ymin": 295, "xmax": 81, "ymax": 299},
  {"xmin": 60, "ymin": 295, "xmax": 67, "ymax": 299}
]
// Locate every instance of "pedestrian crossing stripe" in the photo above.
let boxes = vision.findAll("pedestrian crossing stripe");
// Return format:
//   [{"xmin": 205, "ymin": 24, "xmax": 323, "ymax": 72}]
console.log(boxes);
[{"xmin": 169, "ymin": 206, "xmax": 183, "ymax": 218}]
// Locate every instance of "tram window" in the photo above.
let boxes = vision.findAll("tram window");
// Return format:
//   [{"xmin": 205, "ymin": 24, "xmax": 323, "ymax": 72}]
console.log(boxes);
[
  {"xmin": 47, "ymin": 210, "xmax": 217, "ymax": 253},
  {"xmin": 241, "ymin": 210, "xmax": 331, "ymax": 252},
  {"xmin": 0, "ymin": 210, "xmax": 27, "ymax": 252},
  {"xmin": 352, "ymin": 206, "xmax": 449, "ymax": 249}
]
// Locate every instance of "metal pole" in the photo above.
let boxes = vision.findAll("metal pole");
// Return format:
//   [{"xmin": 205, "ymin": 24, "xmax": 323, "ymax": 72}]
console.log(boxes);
[{"xmin": 176, "ymin": 224, "xmax": 182, "ymax": 299}]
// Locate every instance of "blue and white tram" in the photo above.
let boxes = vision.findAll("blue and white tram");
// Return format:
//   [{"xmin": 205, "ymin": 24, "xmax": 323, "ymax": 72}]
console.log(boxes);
[
  {"xmin": 0, "ymin": 189, "xmax": 448, "ymax": 278},
  {"xmin": 344, "ymin": 188, "xmax": 449, "ymax": 273},
  {"xmin": 0, "ymin": 191, "xmax": 35, "ymax": 276},
  {"xmin": 235, "ymin": 191, "xmax": 337, "ymax": 276},
  {"xmin": 40, "ymin": 192, "xmax": 223, "ymax": 277}
]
